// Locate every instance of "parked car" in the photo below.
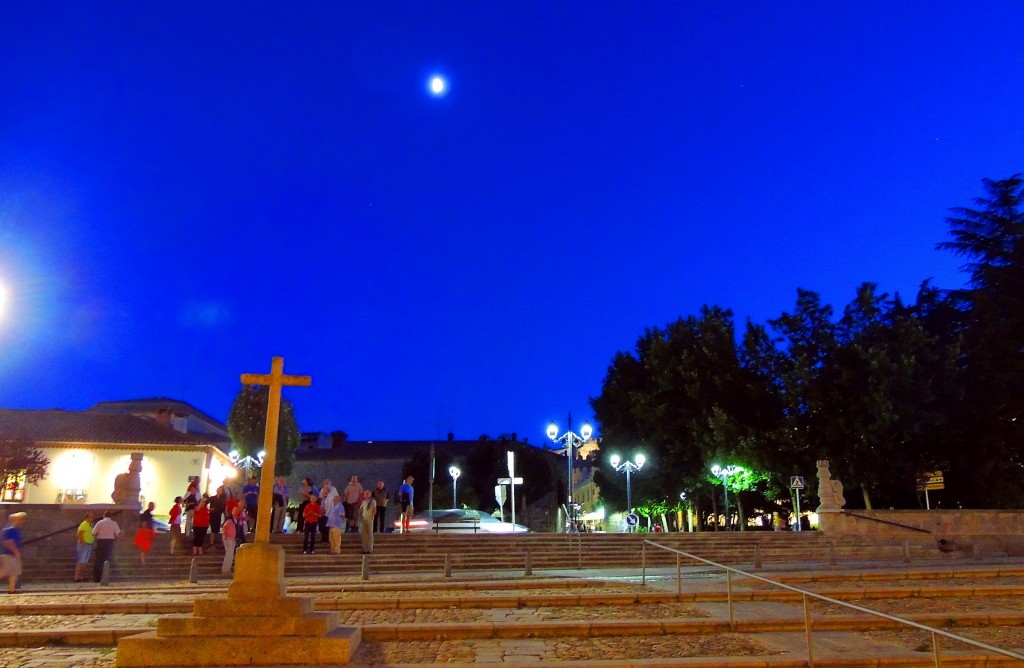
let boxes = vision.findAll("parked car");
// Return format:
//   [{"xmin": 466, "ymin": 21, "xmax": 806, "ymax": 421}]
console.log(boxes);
[{"xmin": 394, "ymin": 508, "xmax": 529, "ymax": 534}]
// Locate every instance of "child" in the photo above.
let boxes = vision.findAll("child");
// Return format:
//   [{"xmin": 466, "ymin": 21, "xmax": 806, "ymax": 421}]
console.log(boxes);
[{"xmin": 134, "ymin": 520, "xmax": 156, "ymax": 565}]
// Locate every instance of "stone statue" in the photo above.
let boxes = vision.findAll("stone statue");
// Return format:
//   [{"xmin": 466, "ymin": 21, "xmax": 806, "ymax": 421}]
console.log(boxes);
[
  {"xmin": 816, "ymin": 459, "xmax": 845, "ymax": 511},
  {"xmin": 111, "ymin": 453, "xmax": 144, "ymax": 511}
]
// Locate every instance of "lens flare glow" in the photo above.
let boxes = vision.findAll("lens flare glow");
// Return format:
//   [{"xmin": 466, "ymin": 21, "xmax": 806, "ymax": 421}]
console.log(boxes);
[{"xmin": 429, "ymin": 75, "xmax": 447, "ymax": 96}]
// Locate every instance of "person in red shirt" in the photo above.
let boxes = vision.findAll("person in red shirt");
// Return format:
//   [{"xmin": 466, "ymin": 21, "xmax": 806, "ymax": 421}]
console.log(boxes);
[
  {"xmin": 301, "ymin": 493, "xmax": 323, "ymax": 555},
  {"xmin": 134, "ymin": 521, "xmax": 156, "ymax": 565},
  {"xmin": 192, "ymin": 498, "xmax": 211, "ymax": 556},
  {"xmin": 168, "ymin": 497, "xmax": 183, "ymax": 555}
]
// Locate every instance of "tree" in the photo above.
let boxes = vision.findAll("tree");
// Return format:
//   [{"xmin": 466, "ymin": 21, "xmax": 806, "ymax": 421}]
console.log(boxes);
[
  {"xmin": 936, "ymin": 175, "xmax": 1024, "ymax": 507},
  {"xmin": 0, "ymin": 438, "xmax": 50, "ymax": 501},
  {"xmin": 227, "ymin": 386, "xmax": 302, "ymax": 476},
  {"xmin": 592, "ymin": 306, "xmax": 767, "ymax": 521}
]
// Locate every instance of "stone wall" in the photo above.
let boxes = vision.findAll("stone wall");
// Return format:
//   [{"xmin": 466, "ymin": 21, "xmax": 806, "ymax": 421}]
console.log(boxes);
[
  {"xmin": 1, "ymin": 503, "xmax": 141, "ymax": 561},
  {"xmin": 819, "ymin": 508, "xmax": 1024, "ymax": 555}
]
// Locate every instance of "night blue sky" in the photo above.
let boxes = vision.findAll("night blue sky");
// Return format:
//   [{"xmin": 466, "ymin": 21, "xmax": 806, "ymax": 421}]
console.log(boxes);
[{"xmin": 1, "ymin": 4, "xmax": 1021, "ymax": 442}]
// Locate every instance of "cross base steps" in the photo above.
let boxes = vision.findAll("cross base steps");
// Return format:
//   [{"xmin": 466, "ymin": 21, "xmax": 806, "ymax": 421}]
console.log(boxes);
[
  {"xmin": 115, "ymin": 544, "xmax": 360, "ymax": 666},
  {"xmin": 116, "ymin": 627, "xmax": 361, "ymax": 666}
]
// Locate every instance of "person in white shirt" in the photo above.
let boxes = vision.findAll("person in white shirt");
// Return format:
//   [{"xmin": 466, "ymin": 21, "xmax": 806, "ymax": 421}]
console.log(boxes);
[
  {"xmin": 319, "ymin": 480, "xmax": 339, "ymax": 543},
  {"xmin": 92, "ymin": 511, "xmax": 121, "ymax": 583}
]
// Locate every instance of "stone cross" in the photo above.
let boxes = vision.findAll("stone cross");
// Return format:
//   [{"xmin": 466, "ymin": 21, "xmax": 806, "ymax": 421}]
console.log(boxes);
[{"xmin": 240, "ymin": 356, "xmax": 312, "ymax": 543}]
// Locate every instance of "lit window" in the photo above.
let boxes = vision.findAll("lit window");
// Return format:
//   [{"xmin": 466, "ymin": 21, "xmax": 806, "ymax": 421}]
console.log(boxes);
[
  {"xmin": 2, "ymin": 471, "xmax": 26, "ymax": 503},
  {"xmin": 57, "ymin": 489, "xmax": 88, "ymax": 504}
]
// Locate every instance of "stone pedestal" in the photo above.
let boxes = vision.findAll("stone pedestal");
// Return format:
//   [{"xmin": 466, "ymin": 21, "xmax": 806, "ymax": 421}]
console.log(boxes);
[{"xmin": 116, "ymin": 544, "xmax": 360, "ymax": 666}]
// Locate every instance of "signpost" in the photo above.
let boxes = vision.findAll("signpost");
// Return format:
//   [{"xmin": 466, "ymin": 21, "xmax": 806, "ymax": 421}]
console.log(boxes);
[
  {"xmin": 916, "ymin": 471, "xmax": 944, "ymax": 510},
  {"xmin": 503, "ymin": 451, "xmax": 524, "ymax": 532},
  {"xmin": 790, "ymin": 476, "xmax": 805, "ymax": 532},
  {"xmin": 626, "ymin": 513, "xmax": 639, "ymax": 530}
]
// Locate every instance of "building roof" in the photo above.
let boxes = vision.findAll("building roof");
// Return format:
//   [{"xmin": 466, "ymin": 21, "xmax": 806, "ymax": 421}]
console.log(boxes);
[
  {"xmin": 90, "ymin": 397, "xmax": 227, "ymax": 432},
  {"xmin": 0, "ymin": 409, "xmax": 215, "ymax": 446}
]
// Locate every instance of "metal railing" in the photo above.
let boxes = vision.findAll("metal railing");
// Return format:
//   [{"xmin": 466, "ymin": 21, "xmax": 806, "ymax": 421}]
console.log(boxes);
[{"xmin": 642, "ymin": 539, "xmax": 1024, "ymax": 667}]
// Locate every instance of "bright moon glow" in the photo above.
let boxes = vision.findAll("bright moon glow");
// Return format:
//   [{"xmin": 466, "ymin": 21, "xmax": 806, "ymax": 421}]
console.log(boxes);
[{"xmin": 430, "ymin": 76, "xmax": 447, "ymax": 95}]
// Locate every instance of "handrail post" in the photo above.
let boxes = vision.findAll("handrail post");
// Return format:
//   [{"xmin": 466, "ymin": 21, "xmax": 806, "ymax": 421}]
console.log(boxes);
[
  {"xmin": 803, "ymin": 593, "xmax": 814, "ymax": 668},
  {"xmin": 726, "ymin": 570, "xmax": 734, "ymax": 631},
  {"xmin": 676, "ymin": 553, "xmax": 681, "ymax": 597},
  {"xmin": 932, "ymin": 631, "xmax": 942, "ymax": 667},
  {"xmin": 903, "ymin": 540, "xmax": 911, "ymax": 564},
  {"xmin": 641, "ymin": 541, "xmax": 647, "ymax": 585}
]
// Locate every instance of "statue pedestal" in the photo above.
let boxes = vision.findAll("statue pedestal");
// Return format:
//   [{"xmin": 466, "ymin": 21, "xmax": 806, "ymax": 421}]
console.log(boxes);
[{"xmin": 116, "ymin": 544, "xmax": 360, "ymax": 666}]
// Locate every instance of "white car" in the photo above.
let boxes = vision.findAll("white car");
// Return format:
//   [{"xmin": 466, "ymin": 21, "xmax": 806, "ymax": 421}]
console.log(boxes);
[{"xmin": 394, "ymin": 508, "xmax": 529, "ymax": 534}]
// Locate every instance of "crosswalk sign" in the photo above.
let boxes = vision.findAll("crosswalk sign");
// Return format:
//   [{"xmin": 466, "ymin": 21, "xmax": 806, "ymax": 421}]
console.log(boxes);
[{"xmin": 790, "ymin": 476, "xmax": 805, "ymax": 490}]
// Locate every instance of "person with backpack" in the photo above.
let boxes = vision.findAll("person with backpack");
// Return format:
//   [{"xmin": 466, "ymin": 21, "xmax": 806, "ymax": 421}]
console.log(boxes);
[{"xmin": 209, "ymin": 485, "xmax": 227, "ymax": 548}]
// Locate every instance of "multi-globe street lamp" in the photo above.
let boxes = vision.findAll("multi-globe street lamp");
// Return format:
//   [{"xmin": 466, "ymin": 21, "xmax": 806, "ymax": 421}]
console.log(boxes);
[
  {"xmin": 229, "ymin": 449, "xmax": 266, "ymax": 480},
  {"xmin": 609, "ymin": 453, "xmax": 645, "ymax": 516},
  {"xmin": 711, "ymin": 464, "xmax": 744, "ymax": 530},
  {"xmin": 449, "ymin": 465, "xmax": 461, "ymax": 507},
  {"xmin": 546, "ymin": 415, "xmax": 593, "ymax": 530}
]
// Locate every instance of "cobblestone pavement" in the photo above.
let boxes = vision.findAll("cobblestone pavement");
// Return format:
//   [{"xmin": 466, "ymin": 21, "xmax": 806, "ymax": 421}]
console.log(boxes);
[
  {"xmin": 0, "ymin": 648, "xmax": 115, "ymax": 668},
  {"xmin": 744, "ymin": 575, "xmax": 1024, "ymax": 589},
  {"xmin": 349, "ymin": 633, "xmax": 781, "ymax": 665},
  {"xmin": 864, "ymin": 627, "xmax": 1024, "ymax": 652},
  {"xmin": 2, "ymin": 568, "xmax": 1024, "ymax": 666}
]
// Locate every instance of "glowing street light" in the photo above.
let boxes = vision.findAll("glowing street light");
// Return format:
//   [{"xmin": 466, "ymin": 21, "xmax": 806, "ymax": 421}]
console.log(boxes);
[
  {"xmin": 429, "ymin": 75, "xmax": 448, "ymax": 96},
  {"xmin": 0, "ymin": 281, "xmax": 8, "ymax": 321},
  {"xmin": 448, "ymin": 465, "xmax": 461, "ymax": 507},
  {"xmin": 546, "ymin": 414, "xmax": 593, "ymax": 530},
  {"xmin": 229, "ymin": 449, "xmax": 266, "ymax": 479},
  {"xmin": 609, "ymin": 453, "xmax": 645, "ymax": 516},
  {"xmin": 711, "ymin": 464, "xmax": 744, "ymax": 530}
]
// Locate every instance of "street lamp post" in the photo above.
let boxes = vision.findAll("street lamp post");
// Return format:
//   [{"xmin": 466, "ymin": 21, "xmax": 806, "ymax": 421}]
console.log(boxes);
[
  {"xmin": 609, "ymin": 453, "xmax": 645, "ymax": 524},
  {"xmin": 546, "ymin": 414, "xmax": 593, "ymax": 531},
  {"xmin": 449, "ymin": 465, "xmax": 461, "ymax": 507},
  {"xmin": 710, "ymin": 464, "xmax": 744, "ymax": 530},
  {"xmin": 229, "ymin": 449, "xmax": 266, "ymax": 480},
  {"xmin": 680, "ymin": 492, "xmax": 692, "ymax": 532}
]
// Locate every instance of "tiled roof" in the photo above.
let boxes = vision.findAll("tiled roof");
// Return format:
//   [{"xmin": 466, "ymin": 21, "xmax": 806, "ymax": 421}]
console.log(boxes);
[
  {"xmin": 0, "ymin": 409, "xmax": 214, "ymax": 446},
  {"xmin": 90, "ymin": 397, "xmax": 227, "ymax": 430}
]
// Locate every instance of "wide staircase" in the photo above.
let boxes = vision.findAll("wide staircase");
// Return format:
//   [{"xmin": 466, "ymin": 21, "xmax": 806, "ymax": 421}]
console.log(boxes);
[{"xmin": 21, "ymin": 529, "xmax": 952, "ymax": 583}]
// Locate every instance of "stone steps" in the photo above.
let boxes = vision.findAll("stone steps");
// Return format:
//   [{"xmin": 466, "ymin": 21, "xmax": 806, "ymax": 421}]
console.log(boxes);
[
  {"xmin": 2, "ymin": 565, "xmax": 1023, "ymax": 666},
  {"xmin": 21, "ymin": 531, "xmax": 947, "ymax": 582}
]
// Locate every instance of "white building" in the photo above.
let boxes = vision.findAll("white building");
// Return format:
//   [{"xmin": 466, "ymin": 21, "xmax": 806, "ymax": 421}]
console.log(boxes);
[{"xmin": 1, "ymin": 409, "xmax": 236, "ymax": 509}]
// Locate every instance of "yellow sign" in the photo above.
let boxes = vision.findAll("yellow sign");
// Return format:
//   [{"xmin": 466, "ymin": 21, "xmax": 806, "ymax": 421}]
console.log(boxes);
[{"xmin": 918, "ymin": 471, "xmax": 944, "ymax": 491}]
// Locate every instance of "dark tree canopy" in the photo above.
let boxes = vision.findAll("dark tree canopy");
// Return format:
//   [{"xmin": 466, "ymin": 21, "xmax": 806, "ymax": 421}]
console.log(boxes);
[
  {"xmin": 591, "ymin": 173, "xmax": 1024, "ymax": 512},
  {"xmin": 1, "ymin": 438, "xmax": 50, "ymax": 500},
  {"xmin": 227, "ymin": 385, "xmax": 302, "ymax": 476}
]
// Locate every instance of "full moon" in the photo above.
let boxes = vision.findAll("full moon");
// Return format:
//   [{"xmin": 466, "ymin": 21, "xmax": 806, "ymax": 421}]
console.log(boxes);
[{"xmin": 429, "ymin": 75, "xmax": 447, "ymax": 96}]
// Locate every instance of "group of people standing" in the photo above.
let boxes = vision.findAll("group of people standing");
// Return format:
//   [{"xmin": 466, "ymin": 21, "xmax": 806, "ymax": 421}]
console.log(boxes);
[
  {"xmin": 296, "ymin": 476, "xmax": 382, "ymax": 555},
  {"xmin": 40, "ymin": 472, "xmax": 416, "ymax": 588},
  {"xmin": 295, "ymin": 475, "xmax": 416, "ymax": 555}
]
